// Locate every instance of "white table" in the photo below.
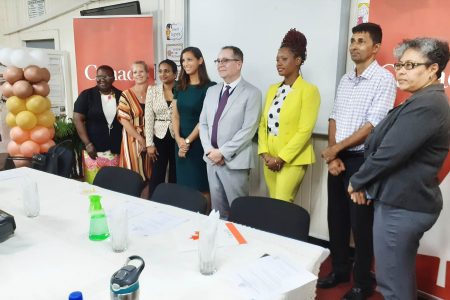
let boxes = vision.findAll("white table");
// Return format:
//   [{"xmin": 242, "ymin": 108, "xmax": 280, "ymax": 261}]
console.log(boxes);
[{"xmin": 0, "ymin": 168, "xmax": 329, "ymax": 300}]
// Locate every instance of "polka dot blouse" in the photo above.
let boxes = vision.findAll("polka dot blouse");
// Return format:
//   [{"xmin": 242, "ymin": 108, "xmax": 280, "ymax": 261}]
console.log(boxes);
[{"xmin": 267, "ymin": 84, "xmax": 292, "ymax": 136}]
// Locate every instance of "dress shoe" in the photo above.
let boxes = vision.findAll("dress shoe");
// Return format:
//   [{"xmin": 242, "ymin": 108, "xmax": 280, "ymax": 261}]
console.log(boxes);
[
  {"xmin": 316, "ymin": 272, "xmax": 350, "ymax": 289},
  {"xmin": 341, "ymin": 287, "xmax": 373, "ymax": 300}
]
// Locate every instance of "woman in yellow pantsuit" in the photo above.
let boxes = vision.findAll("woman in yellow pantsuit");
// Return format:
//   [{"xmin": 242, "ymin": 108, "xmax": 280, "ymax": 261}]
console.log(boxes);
[{"xmin": 258, "ymin": 28, "xmax": 320, "ymax": 202}]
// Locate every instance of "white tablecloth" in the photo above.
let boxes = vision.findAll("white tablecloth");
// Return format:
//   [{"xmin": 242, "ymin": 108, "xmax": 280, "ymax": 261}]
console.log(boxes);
[{"xmin": 0, "ymin": 168, "xmax": 329, "ymax": 300}]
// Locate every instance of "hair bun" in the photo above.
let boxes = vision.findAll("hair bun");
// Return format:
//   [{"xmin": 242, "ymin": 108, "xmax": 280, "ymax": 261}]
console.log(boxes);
[{"xmin": 280, "ymin": 28, "xmax": 307, "ymax": 63}]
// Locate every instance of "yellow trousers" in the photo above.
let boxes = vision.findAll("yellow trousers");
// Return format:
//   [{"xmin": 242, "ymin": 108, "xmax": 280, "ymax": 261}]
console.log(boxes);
[{"xmin": 263, "ymin": 135, "xmax": 308, "ymax": 202}]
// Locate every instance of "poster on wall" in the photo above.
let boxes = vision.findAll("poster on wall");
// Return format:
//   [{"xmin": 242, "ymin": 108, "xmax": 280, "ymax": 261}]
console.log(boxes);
[
  {"xmin": 369, "ymin": 0, "xmax": 450, "ymax": 298},
  {"xmin": 73, "ymin": 16, "xmax": 154, "ymax": 94},
  {"xmin": 164, "ymin": 23, "xmax": 183, "ymax": 67}
]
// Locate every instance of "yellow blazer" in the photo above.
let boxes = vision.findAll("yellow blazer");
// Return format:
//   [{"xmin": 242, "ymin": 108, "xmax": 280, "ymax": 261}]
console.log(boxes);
[{"xmin": 258, "ymin": 75, "xmax": 320, "ymax": 165}]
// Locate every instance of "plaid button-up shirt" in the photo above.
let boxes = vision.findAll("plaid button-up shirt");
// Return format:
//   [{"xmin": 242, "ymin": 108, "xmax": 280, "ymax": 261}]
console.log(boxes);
[{"xmin": 330, "ymin": 60, "xmax": 397, "ymax": 151}]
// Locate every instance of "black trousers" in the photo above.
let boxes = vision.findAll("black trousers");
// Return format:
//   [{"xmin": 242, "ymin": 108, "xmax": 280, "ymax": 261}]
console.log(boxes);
[
  {"xmin": 327, "ymin": 151, "xmax": 374, "ymax": 289},
  {"xmin": 148, "ymin": 131, "xmax": 176, "ymax": 198}
]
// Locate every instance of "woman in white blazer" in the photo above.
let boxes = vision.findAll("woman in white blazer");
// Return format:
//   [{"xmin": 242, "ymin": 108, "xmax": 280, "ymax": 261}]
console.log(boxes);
[{"xmin": 145, "ymin": 59, "xmax": 178, "ymax": 197}]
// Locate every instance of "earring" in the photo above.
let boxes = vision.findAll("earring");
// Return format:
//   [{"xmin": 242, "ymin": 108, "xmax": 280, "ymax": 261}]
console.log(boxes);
[{"xmin": 429, "ymin": 76, "xmax": 432, "ymax": 80}]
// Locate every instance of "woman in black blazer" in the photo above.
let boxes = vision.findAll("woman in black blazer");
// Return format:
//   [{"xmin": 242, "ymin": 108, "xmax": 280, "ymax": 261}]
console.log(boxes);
[{"xmin": 348, "ymin": 38, "xmax": 450, "ymax": 300}]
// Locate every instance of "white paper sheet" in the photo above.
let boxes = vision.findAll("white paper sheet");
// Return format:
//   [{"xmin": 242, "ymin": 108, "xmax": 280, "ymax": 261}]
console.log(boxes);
[
  {"xmin": 130, "ymin": 210, "xmax": 188, "ymax": 236},
  {"xmin": 224, "ymin": 255, "xmax": 317, "ymax": 300}
]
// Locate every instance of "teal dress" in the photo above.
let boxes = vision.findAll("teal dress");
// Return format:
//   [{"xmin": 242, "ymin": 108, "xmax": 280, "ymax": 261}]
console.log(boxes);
[{"xmin": 175, "ymin": 82, "xmax": 216, "ymax": 191}]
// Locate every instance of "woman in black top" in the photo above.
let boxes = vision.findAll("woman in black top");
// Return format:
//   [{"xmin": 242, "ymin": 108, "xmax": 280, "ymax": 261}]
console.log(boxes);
[{"xmin": 73, "ymin": 65, "xmax": 123, "ymax": 183}]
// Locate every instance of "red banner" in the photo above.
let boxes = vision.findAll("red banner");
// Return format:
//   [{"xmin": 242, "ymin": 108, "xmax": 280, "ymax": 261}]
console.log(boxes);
[{"xmin": 73, "ymin": 16, "xmax": 154, "ymax": 93}]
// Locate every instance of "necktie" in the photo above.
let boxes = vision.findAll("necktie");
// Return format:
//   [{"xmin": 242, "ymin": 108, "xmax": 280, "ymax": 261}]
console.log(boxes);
[{"xmin": 211, "ymin": 85, "xmax": 231, "ymax": 148}]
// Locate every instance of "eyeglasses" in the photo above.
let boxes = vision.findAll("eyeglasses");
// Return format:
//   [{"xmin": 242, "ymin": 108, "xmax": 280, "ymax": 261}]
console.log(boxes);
[
  {"xmin": 95, "ymin": 75, "xmax": 114, "ymax": 80},
  {"xmin": 214, "ymin": 58, "xmax": 240, "ymax": 65},
  {"xmin": 393, "ymin": 62, "xmax": 429, "ymax": 71}
]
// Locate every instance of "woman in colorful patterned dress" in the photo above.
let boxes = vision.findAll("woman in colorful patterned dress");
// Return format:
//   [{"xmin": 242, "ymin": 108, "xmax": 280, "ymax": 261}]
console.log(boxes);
[{"xmin": 117, "ymin": 61, "xmax": 152, "ymax": 184}]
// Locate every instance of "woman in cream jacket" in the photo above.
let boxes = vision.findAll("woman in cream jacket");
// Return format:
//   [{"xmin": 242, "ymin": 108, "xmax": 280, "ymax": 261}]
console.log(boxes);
[{"xmin": 145, "ymin": 59, "xmax": 178, "ymax": 197}]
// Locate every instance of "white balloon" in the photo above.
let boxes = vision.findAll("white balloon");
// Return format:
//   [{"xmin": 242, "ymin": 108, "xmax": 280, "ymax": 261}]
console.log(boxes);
[
  {"xmin": 0, "ymin": 48, "xmax": 13, "ymax": 67},
  {"xmin": 10, "ymin": 48, "xmax": 33, "ymax": 68},
  {"xmin": 29, "ymin": 49, "xmax": 50, "ymax": 67}
]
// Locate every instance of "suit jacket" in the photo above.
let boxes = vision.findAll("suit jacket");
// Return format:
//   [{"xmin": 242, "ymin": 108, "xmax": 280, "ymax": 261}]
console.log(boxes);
[
  {"xmin": 199, "ymin": 78, "xmax": 262, "ymax": 169},
  {"xmin": 258, "ymin": 75, "xmax": 321, "ymax": 165},
  {"xmin": 144, "ymin": 84, "xmax": 174, "ymax": 147},
  {"xmin": 350, "ymin": 84, "xmax": 450, "ymax": 213}
]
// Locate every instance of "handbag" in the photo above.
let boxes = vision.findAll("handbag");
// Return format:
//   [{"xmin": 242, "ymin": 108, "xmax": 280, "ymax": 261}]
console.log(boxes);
[{"xmin": 8, "ymin": 140, "xmax": 74, "ymax": 178}]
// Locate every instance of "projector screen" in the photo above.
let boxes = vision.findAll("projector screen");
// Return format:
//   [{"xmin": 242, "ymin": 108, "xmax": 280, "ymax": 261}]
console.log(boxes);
[{"xmin": 187, "ymin": 0, "xmax": 351, "ymax": 135}]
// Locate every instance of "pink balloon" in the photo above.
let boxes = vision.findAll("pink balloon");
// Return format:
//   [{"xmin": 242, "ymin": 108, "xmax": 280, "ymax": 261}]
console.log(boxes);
[
  {"xmin": 30, "ymin": 126, "xmax": 51, "ymax": 144},
  {"xmin": 10, "ymin": 126, "xmax": 30, "ymax": 143},
  {"xmin": 0, "ymin": 82, "xmax": 14, "ymax": 98},
  {"xmin": 39, "ymin": 139, "xmax": 55, "ymax": 153},
  {"xmin": 7, "ymin": 140, "xmax": 21, "ymax": 156},
  {"xmin": 48, "ymin": 127, "xmax": 55, "ymax": 139},
  {"xmin": 20, "ymin": 140, "xmax": 40, "ymax": 157}
]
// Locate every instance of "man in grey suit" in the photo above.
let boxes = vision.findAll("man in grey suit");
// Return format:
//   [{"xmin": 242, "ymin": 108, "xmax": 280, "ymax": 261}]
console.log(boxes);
[{"xmin": 199, "ymin": 46, "xmax": 261, "ymax": 219}]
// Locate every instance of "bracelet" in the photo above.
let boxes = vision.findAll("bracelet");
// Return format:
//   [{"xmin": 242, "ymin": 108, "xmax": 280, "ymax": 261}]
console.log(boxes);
[{"xmin": 85, "ymin": 142, "xmax": 93, "ymax": 148}]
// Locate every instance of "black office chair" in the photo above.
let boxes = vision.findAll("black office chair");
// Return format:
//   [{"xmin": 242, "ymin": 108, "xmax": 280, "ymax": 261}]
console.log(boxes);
[
  {"xmin": 228, "ymin": 196, "xmax": 310, "ymax": 241},
  {"xmin": 93, "ymin": 166, "xmax": 144, "ymax": 197},
  {"xmin": 151, "ymin": 183, "xmax": 208, "ymax": 214}
]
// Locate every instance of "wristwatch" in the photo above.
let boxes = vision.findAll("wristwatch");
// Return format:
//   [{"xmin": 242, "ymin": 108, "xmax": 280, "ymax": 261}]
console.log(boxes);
[{"xmin": 185, "ymin": 138, "xmax": 190, "ymax": 144}]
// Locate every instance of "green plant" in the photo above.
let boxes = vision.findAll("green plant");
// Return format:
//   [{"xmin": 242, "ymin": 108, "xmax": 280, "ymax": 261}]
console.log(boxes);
[{"xmin": 54, "ymin": 115, "xmax": 83, "ymax": 178}]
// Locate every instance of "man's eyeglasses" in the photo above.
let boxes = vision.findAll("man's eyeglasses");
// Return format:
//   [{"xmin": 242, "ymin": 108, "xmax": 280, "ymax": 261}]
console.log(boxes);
[
  {"xmin": 393, "ymin": 62, "xmax": 429, "ymax": 71},
  {"xmin": 214, "ymin": 58, "xmax": 240, "ymax": 65},
  {"xmin": 95, "ymin": 75, "xmax": 115, "ymax": 80}
]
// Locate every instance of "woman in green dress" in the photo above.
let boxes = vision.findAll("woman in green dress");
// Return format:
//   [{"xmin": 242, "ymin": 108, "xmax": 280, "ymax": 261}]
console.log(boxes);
[{"xmin": 172, "ymin": 47, "xmax": 216, "ymax": 200}]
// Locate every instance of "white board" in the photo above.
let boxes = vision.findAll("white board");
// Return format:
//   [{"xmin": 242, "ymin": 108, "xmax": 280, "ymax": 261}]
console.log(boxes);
[{"xmin": 187, "ymin": 0, "xmax": 350, "ymax": 135}]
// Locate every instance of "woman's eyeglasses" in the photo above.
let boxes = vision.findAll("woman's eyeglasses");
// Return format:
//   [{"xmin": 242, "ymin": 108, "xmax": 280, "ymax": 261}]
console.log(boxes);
[{"xmin": 393, "ymin": 62, "xmax": 429, "ymax": 71}]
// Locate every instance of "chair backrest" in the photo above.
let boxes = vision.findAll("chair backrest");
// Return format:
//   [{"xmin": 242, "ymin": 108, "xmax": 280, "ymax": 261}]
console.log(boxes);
[
  {"xmin": 228, "ymin": 196, "xmax": 310, "ymax": 241},
  {"xmin": 151, "ymin": 183, "xmax": 207, "ymax": 214},
  {"xmin": 93, "ymin": 166, "xmax": 144, "ymax": 197}
]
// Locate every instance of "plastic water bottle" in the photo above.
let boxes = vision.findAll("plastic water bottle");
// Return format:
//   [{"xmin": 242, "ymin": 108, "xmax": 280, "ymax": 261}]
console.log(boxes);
[
  {"xmin": 68, "ymin": 291, "xmax": 83, "ymax": 300},
  {"xmin": 89, "ymin": 195, "xmax": 110, "ymax": 241}
]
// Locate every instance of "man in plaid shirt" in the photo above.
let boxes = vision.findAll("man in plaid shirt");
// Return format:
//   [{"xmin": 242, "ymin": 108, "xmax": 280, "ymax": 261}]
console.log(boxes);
[{"xmin": 317, "ymin": 23, "xmax": 396, "ymax": 300}]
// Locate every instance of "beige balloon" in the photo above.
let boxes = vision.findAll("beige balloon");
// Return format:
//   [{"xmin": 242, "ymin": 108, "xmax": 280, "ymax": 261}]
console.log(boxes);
[
  {"xmin": 40, "ymin": 68, "xmax": 51, "ymax": 82},
  {"xmin": 0, "ymin": 82, "xmax": 14, "ymax": 98},
  {"xmin": 12, "ymin": 80, "xmax": 33, "ymax": 99},
  {"xmin": 24, "ymin": 65, "xmax": 43, "ymax": 83},
  {"xmin": 4, "ymin": 66, "xmax": 24, "ymax": 84},
  {"xmin": 32, "ymin": 81, "xmax": 50, "ymax": 97}
]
